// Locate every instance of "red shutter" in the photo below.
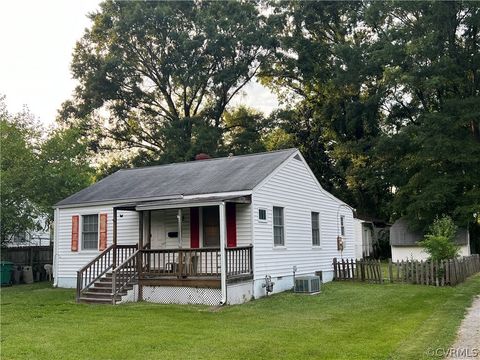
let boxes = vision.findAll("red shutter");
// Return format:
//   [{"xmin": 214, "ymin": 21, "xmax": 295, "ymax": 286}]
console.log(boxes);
[
  {"xmin": 99, "ymin": 213, "xmax": 108, "ymax": 251},
  {"xmin": 190, "ymin": 208, "xmax": 200, "ymax": 248},
  {"xmin": 226, "ymin": 203, "xmax": 237, "ymax": 248},
  {"xmin": 71, "ymin": 215, "xmax": 79, "ymax": 252}
]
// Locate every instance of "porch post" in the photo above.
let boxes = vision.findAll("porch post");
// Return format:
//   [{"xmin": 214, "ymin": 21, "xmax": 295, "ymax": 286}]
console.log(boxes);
[
  {"xmin": 177, "ymin": 209, "xmax": 183, "ymax": 248},
  {"xmin": 112, "ymin": 207, "xmax": 117, "ymax": 269},
  {"xmin": 148, "ymin": 210, "xmax": 152, "ymax": 247},
  {"xmin": 138, "ymin": 211, "xmax": 144, "ymax": 301},
  {"xmin": 219, "ymin": 202, "xmax": 227, "ymax": 304}
]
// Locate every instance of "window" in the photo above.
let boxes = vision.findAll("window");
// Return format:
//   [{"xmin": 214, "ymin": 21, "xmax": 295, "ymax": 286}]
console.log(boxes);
[
  {"xmin": 340, "ymin": 215, "xmax": 345, "ymax": 236},
  {"xmin": 203, "ymin": 206, "xmax": 220, "ymax": 247},
  {"xmin": 273, "ymin": 207, "xmax": 284, "ymax": 246},
  {"xmin": 82, "ymin": 214, "xmax": 99, "ymax": 250},
  {"xmin": 311, "ymin": 212, "xmax": 320, "ymax": 246},
  {"xmin": 259, "ymin": 209, "xmax": 267, "ymax": 222}
]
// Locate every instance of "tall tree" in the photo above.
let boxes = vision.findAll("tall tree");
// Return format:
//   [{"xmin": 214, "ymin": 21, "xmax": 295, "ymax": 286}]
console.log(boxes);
[
  {"xmin": 62, "ymin": 0, "xmax": 274, "ymax": 163},
  {"xmin": 0, "ymin": 99, "xmax": 40, "ymax": 245},
  {"xmin": 222, "ymin": 106, "xmax": 269, "ymax": 155},
  {"xmin": 34, "ymin": 126, "xmax": 95, "ymax": 221},
  {"xmin": 367, "ymin": 1, "xmax": 480, "ymax": 230},
  {"xmin": 261, "ymin": 1, "xmax": 391, "ymax": 218}
]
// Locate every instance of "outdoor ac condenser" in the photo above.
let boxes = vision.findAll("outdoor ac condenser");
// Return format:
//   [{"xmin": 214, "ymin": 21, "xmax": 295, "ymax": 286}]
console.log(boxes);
[{"xmin": 294, "ymin": 276, "xmax": 321, "ymax": 294}]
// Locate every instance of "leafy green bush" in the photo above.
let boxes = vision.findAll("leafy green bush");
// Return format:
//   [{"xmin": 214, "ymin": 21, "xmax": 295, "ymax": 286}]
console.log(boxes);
[{"xmin": 419, "ymin": 216, "xmax": 460, "ymax": 261}]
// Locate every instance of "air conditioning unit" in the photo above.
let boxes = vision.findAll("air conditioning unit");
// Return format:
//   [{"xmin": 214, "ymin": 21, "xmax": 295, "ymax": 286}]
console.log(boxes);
[{"xmin": 294, "ymin": 276, "xmax": 321, "ymax": 294}]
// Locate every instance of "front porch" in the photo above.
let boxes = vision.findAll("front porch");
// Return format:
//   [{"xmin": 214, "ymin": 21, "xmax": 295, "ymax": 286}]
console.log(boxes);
[{"xmin": 76, "ymin": 196, "xmax": 254, "ymax": 304}]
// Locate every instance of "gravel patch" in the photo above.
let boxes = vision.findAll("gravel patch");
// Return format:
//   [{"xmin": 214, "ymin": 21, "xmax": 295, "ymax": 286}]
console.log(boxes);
[{"xmin": 446, "ymin": 296, "xmax": 480, "ymax": 359}]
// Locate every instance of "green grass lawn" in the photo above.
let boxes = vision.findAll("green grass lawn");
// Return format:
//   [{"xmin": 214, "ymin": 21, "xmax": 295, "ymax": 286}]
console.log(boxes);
[{"xmin": 2, "ymin": 275, "xmax": 480, "ymax": 360}]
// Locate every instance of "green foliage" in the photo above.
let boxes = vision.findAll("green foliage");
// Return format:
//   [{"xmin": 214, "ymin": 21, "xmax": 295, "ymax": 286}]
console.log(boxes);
[
  {"xmin": 63, "ymin": 0, "xmax": 275, "ymax": 162},
  {"xmin": 0, "ymin": 99, "xmax": 41, "ymax": 245},
  {"xmin": 420, "ymin": 216, "xmax": 460, "ymax": 261},
  {"xmin": 222, "ymin": 106, "xmax": 268, "ymax": 155},
  {"xmin": 0, "ymin": 98, "xmax": 94, "ymax": 245},
  {"xmin": 35, "ymin": 126, "xmax": 95, "ymax": 221},
  {"xmin": 368, "ymin": 1, "xmax": 480, "ymax": 230},
  {"xmin": 261, "ymin": 1, "xmax": 480, "ymax": 231}
]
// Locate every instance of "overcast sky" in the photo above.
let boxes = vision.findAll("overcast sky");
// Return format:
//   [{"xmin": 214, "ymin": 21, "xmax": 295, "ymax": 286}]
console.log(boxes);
[{"xmin": 0, "ymin": 0, "xmax": 278, "ymax": 126}]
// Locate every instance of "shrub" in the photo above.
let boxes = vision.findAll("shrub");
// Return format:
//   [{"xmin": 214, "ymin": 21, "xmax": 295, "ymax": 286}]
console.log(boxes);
[{"xmin": 419, "ymin": 216, "xmax": 460, "ymax": 261}]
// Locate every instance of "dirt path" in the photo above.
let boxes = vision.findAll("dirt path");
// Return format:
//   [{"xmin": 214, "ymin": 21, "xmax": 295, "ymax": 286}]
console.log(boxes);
[{"xmin": 446, "ymin": 296, "xmax": 480, "ymax": 359}]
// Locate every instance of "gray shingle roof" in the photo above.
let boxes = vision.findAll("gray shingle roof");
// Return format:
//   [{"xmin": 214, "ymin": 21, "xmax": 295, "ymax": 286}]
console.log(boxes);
[
  {"xmin": 56, "ymin": 148, "xmax": 298, "ymax": 207},
  {"xmin": 390, "ymin": 218, "xmax": 469, "ymax": 246}
]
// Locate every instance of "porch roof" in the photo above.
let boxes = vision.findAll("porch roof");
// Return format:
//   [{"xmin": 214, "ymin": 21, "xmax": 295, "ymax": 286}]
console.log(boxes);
[
  {"xmin": 56, "ymin": 149, "xmax": 297, "ymax": 208},
  {"xmin": 133, "ymin": 195, "xmax": 251, "ymax": 211}
]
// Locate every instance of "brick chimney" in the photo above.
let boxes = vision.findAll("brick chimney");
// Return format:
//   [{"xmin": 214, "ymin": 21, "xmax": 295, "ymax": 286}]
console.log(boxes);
[{"xmin": 195, "ymin": 153, "xmax": 211, "ymax": 161}]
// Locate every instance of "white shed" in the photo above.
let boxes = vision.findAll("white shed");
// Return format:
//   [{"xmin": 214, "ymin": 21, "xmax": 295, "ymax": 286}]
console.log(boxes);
[
  {"xmin": 53, "ymin": 148, "xmax": 355, "ymax": 305},
  {"xmin": 390, "ymin": 218, "xmax": 471, "ymax": 262}
]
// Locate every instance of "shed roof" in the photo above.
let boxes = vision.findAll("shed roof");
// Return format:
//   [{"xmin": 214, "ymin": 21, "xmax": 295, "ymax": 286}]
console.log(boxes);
[
  {"xmin": 56, "ymin": 148, "xmax": 297, "ymax": 207},
  {"xmin": 389, "ymin": 218, "xmax": 469, "ymax": 246}
]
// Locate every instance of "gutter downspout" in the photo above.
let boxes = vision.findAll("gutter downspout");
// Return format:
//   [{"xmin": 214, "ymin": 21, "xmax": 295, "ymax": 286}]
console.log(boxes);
[{"xmin": 219, "ymin": 202, "xmax": 227, "ymax": 305}]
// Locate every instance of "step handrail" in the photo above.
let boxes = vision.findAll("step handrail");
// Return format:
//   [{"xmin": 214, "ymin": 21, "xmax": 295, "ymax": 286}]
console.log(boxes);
[
  {"xmin": 112, "ymin": 250, "xmax": 140, "ymax": 304},
  {"xmin": 76, "ymin": 244, "xmax": 137, "ymax": 302}
]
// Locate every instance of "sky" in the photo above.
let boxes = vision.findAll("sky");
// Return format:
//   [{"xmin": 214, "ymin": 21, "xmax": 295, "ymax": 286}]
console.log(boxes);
[{"xmin": 0, "ymin": 0, "xmax": 278, "ymax": 126}]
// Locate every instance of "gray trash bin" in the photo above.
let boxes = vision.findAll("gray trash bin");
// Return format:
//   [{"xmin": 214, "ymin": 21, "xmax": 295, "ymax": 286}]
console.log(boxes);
[
  {"xmin": 13, "ymin": 266, "xmax": 21, "ymax": 284},
  {"xmin": 22, "ymin": 266, "xmax": 34, "ymax": 284}
]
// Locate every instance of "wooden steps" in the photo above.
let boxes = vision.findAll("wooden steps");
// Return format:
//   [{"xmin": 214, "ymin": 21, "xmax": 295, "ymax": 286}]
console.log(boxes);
[{"xmin": 78, "ymin": 272, "xmax": 136, "ymax": 305}]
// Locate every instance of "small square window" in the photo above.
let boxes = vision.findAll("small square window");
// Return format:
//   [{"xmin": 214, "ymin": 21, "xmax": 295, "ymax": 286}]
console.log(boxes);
[{"xmin": 259, "ymin": 209, "xmax": 267, "ymax": 222}]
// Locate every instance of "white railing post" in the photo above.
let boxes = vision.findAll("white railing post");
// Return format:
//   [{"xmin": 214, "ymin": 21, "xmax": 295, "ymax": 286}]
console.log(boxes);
[{"xmin": 219, "ymin": 202, "xmax": 227, "ymax": 304}]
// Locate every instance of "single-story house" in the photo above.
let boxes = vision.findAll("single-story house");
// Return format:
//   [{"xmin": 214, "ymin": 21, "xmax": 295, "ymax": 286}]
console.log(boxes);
[
  {"xmin": 390, "ymin": 218, "xmax": 470, "ymax": 262},
  {"xmin": 53, "ymin": 148, "xmax": 354, "ymax": 305}
]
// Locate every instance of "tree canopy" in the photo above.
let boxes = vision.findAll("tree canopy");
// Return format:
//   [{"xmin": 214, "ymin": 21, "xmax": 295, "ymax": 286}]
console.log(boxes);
[
  {"xmin": 4, "ymin": 0, "xmax": 479, "ymax": 245},
  {"xmin": 0, "ymin": 97, "xmax": 94, "ymax": 246},
  {"xmin": 62, "ymin": 0, "xmax": 275, "ymax": 163}
]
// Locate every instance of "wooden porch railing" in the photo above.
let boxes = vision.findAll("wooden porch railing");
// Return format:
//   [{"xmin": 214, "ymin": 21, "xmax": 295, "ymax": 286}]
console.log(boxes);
[
  {"xmin": 76, "ymin": 244, "xmax": 137, "ymax": 302},
  {"xmin": 226, "ymin": 246, "xmax": 253, "ymax": 277},
  {"xmin": 140, "ymin": 245, "xmax": 253, "ymax": 278}
]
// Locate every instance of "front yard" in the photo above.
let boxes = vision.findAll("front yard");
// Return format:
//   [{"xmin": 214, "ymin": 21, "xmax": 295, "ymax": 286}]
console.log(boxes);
[{"xmin": 2, "ymin": 275, "xmax": 480, "ymax": 360}]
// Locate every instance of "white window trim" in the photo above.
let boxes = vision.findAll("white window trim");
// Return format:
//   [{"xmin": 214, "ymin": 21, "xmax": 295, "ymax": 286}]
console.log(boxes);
[
  {"xmin": 311, "ymin": 211, "xmax": 321, "ymax": 248},
  {"xmin": 80, "ymin": 213, "xmax": 100, "ymax": 252},
  {"xmin": 272, "ymin": 206, "xmax": 285, "ymax": 248},
  {"xmin": 258, "ymin": 208, "xmax": 267, "ymax": 223},
  {"xmin": 340, "ymin": 215, "xmax": 346, "ymax": 237}
]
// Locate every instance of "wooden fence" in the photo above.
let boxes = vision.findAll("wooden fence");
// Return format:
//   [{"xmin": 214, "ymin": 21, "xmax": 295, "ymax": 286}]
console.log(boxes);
[
  {"xmin": 1, "ymin": 245, "xmax": 53, "ymax": 281},
  {"xmin": 333, "ymin": 258, "xmax": 383, "ymax": 283},
  {"xmin": 333, "ymin": 254, "xmax": 480, "ymax": 287}
]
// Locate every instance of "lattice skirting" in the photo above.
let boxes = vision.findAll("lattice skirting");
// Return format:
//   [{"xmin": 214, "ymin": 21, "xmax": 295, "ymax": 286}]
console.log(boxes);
[{"xmin": 142, "ymin": 286, "xmax": 222, "ymax": 306}]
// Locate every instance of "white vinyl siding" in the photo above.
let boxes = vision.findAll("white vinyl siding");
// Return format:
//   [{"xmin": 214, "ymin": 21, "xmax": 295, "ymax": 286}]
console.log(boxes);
[
  {"xmin": 82, "ymin": 214, "xmax": 98, "ymax": 250},
  {"xmin": 54, "ymin": 206, "xmax": 139, "ymax": 287},
  {"xmin": 252, "ymin": 153, "xmax": 355, "ymax": 295},
  {"xmin": 273, "ymin": 207, "xmax": 284, "ymax": 246},
  {"xmin": 311, "ymin": 212, "xmax": 320, "ymax": 246}
]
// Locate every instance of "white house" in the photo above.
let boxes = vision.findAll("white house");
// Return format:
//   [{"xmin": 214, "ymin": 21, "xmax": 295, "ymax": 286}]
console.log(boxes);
[
  {"xmin": 53, "ymin": 148, "xmax": 355, "ymax": 305},
  {"xmin": 390, "ymin": 218, "xmax": 471, "ymax": 262}
]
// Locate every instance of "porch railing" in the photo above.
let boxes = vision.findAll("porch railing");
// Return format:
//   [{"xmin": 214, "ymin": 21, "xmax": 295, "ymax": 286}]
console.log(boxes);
[
  {"xmin": 226, "ymin": 246, "xmax": 253, "ymax": 277},
  {"xmin": 76, "ymin": 244, "xmax": 137, "ymax": 301},
  {"xmin": 140, "ymin": 245, "xmax": 253, "ymax": 278}
]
